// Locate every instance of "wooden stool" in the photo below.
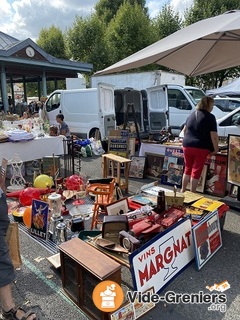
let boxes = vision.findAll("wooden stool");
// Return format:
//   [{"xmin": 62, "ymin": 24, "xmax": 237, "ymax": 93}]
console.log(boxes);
[{"xmin": 102, "ymin": 154, "xmax": 132, "ymax": 193}]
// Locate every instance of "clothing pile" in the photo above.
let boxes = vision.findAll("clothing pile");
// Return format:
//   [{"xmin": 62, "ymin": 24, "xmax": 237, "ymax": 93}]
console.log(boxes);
[{"xmin": 73, "ymin": 139, "xmax": 93, "ymax": 157}]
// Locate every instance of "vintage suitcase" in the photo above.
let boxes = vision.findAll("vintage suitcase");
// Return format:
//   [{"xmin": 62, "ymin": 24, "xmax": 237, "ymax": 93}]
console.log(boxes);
[{"xmin": 131, "ymin": 218, "xmax": 161, "ymax": 237}]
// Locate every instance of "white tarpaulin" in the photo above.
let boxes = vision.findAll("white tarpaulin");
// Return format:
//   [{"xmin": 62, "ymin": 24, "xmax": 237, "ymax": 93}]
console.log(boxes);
[
  {"xmin": 96, "ymin": 11, "xmax": 240, "ymax": 77},
  {"xmin": 206, "ymin": 78, "xmax": 240, "ymax": 96}
]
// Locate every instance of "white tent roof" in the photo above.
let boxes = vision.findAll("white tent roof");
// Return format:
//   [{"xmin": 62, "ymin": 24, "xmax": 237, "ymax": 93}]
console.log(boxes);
[
  {"xmin": 96, "ymin": 11, "xmax": 240, "ymax": 77},
  {"xmin": 206, "ymin": 78, "xmax": 240, "ymax": 96}
]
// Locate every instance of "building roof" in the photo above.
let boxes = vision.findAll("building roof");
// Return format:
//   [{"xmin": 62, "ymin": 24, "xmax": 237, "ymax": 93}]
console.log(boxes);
[
  {"xmin": 0, "ymin": 31, "xmax": 19, "ymax": 50},
  {"xmin": 0, "ymin": 31, "xmax": 93, "ymax": 82}
]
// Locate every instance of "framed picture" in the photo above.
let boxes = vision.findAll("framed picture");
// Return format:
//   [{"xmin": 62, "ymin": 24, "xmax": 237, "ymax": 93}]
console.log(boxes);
[
  {"xmin": 229, "ymin": 185, "xmax": 239, "ymax": 198},
  {"xmin": 30, "ymin": 199, "xmax": 49, "ymax": 240},
  {"xmin": 110, "ymin": 302, "xmax": 135, "ymax": 320},
  {"xmin": 129, "ymin": 156, "xmax": 146, "ymax": 179},
  {"xmin": 227, "ymin": 134, "xmax": 240, "ymax": 187},
  {"xmin": 105, "ymin": 197, "xmax": 129, "ymax": 215},
  {"xmin": 133, "ymin": 287, "xmax": 156, "ymax": 319},
  {"xmin": 187, "ymin": 164, "xmax": 208, "ymax": 193},
  {"xmin": 144, "ymin": 153, "xmax": 164, "ymax": 179},
  {"xmin": 192, "ymin": 210, "xmax": 222, "ymax": 270},
  {"xmin": 205, "ymin": 153, "xmax": 228, "ymax": 197},
  {"xmin": 160, "ymin": 147, "xmax": 184, "ymax": 187},
  {"xmin": 109, "ymin": 287, "xmax": 156, "ymax": 320}
]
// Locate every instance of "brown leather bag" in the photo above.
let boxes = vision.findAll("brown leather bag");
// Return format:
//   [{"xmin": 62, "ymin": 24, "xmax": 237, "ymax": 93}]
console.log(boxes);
[{"xmin": 6, "ymin": 222, "xmax": 22, "ymax": 269}]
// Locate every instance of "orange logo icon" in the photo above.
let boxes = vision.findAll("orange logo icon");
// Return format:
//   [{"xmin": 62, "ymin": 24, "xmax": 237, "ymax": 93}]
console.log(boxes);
[{"xmin": 92, "ymin": 280, "xmax": 124, "ymax": 312}]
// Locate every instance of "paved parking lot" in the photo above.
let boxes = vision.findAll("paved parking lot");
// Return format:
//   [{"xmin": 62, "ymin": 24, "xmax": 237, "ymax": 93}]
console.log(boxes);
[{"xmin": 3, "ymin": 155, "xmax": 240, "ymax": 320}]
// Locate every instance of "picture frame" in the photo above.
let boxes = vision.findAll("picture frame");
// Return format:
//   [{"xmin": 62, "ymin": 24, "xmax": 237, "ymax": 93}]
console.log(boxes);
[
  {"xmin": 205, "ymin": 153, "xmax": 228, "ymax": 197},
  {"xmin": 110, "ymin": 301, "xmax": 135, "ymax": 320},
  {"xmin": 186, "ymin": 164, "xmax": 208, "ymax": 193},
  {"xmin": 105, "ymin": 197, "xmax": 129, "ymax": 215},
  {"xmin": 229, "ymin": 185, "xmax": 239, "ymax": 198},
  {"xmin": 160, "ymin": 147, "xmax": 184, "ymax": 187},
  {"xmin": 192, "ymin": 210, "xmax": 222, "ymax": 270},
  {"xmin": 227, "ymin": 134, "xmax": 240, "ymax": 187},
  {"xmin": 109, "ymin": 287, "xmax": 156, "ymax": 320},
  {"xmin": 129, "ymin": 156, "xmax": 146, "ymax": 179},
  {"xmin": 144, "ymin": 153, "xmax": 164, "ymax": 179},
  {"xmin": 133, "ymin": 287, "xmax": 156, "ymax": 319},
  {"xmin": 30, "ymin": 199, "xmax": 49, "ymax": 240}
]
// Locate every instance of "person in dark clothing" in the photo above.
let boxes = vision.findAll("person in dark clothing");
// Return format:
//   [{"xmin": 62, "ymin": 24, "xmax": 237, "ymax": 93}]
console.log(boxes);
[
  {"xmin": 181, "ymin": 96, "xmax": 219, "ymax": 193},
  {"xmin": 0, "ymin": 177, "xmax": 37, "ymax": 320}
]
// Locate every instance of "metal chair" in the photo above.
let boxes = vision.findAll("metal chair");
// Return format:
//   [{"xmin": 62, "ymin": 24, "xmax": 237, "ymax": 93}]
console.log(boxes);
[{"xmin": 86, "ymin": 178, "xmax": 115, "ymax": 230}]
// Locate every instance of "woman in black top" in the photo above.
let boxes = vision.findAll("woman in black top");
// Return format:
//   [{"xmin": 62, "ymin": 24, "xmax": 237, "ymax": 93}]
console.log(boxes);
[{"xmin": 181, "ymin": 96, "xmax": 219, "ymax": 193}]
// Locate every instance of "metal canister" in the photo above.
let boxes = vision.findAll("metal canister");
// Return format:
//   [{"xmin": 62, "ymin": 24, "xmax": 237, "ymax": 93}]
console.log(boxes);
[
  {"xmin": 56, "ymin": 222, "xmax": 67, "ymax": 244},
  {"xmin": 157, "ymin": 190, "xmax": 166, "ymax": 214}
]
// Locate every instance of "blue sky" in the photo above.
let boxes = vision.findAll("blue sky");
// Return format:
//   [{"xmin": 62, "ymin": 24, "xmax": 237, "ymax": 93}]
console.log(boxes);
[{"xmin": 0, "ymin": 0, "xmax": 193, "ymax": 41}]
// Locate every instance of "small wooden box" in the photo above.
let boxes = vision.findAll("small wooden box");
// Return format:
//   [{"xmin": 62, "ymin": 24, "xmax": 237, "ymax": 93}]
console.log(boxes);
[{"xmin": 165, "ymin": 191, "xmax": 185, "ymax": 206}]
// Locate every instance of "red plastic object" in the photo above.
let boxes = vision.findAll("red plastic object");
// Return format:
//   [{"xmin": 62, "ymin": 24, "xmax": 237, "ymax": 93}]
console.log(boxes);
[
  {"xmin": 72, "ymin": 199, "xmax": 85, "ymax": 206},
  {"xmin": 131, "ymin": 219, "xmax": 161, "ymax": 237},
  {"xmin": 61, "ymin": 205, "xmax": 69, "ymax": 216},
  {"xmin": 127, "ymin": 199, "xmax": 142, "ymax": 210},
  {"xmin": 19, "ymin": 187, "xmax": 41, "ymax": 206},
  {"xmin": 65, "ymin": 175, "xmax": 84, "ymax": 191},
  {"xmin": 7, "ymin": 188, "xmax": 54, "ymax": 198}
]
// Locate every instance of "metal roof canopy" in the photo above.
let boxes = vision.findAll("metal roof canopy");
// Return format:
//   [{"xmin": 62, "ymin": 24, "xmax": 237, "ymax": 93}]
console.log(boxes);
[{"xmin": 0, "ymin": 31, "xmax": 93, "ymax": 111}]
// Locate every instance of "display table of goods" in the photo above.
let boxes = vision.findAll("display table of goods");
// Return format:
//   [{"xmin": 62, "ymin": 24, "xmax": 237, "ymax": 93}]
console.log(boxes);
[
  {"xmin": 6, "ymin": 174, "xmax": 93, "ymax": 256},
  {"xmin": 0, "ymin": 118, "xmax": 64, "ymax": 162}
]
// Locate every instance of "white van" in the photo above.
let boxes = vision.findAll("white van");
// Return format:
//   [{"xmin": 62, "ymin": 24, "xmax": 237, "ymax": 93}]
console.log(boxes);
[
  {"xmin": 145, "ymin": 85, "xmax": 234, "ymax": 136},
  {"xmin": 146, "ymin": 85, "xmax": 206, "ymax": 136},
  {"xmin": 114, "ymin": 88, "xmax": 147, "ymax": 137},
  {"xmin": 44, "ymin": 83, "xmax": 116, "ymax": 139}
]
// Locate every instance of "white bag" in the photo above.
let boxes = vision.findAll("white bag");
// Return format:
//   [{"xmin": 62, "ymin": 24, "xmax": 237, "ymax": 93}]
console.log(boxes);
[{"xmin": 91, "ymin": 139, "xmax": 105, "ymax": 156}]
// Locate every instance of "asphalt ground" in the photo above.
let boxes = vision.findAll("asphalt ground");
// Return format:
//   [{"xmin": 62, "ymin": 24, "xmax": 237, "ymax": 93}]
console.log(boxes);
[{"xmin": 1, "ymin": 155, "xmax": 240, "ymax": 320}]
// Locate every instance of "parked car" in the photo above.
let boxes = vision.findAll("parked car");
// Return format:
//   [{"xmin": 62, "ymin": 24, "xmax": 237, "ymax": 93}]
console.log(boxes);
[
  {"xmin": 217, "ymin": 107, "xmax": 240, "ymax": 137},
  {"xmin": 214, "ymin": 97, "xmax": 240, "ymax": 112}
]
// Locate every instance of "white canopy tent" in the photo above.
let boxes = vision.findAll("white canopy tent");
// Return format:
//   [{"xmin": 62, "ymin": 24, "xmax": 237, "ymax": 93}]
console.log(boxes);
[
  {"xmin": 96, "ymin": 11, "xmax": 240, "ymax": 77},
  {"xmin": 206, "ymin": 78, "xmax": 240, "ymax": 96}
]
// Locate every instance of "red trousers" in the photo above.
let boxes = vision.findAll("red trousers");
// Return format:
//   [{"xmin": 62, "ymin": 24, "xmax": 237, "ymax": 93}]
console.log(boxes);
[{"xmin": 183, "ymin": 147, "xmax": 209, "ymax": 179}]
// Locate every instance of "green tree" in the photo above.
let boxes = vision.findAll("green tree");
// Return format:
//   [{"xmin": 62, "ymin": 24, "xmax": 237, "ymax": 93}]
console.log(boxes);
[
  {"xmin": 184, "ymin": 0, "xmax": 240, "ymax": 90},
  {"xmin": 37, "ymin": 25, "xmax": 67, "ymax": 59},
  {"xmin": 95, "ymin": 0, "xmax": 148, "ymax": 25},
  {"xmin": 153, "ymin": 4, "xmax": 182, "ymax": 40},
  {"xmin": 105, "ymin": 2, "xmax": 155, "ymax": 66},
  {"xmin": 184, "ymin": 0, "xmax": 240, "ymax": 26},
  {"xmin": 66, "ymin": 15, "xmax": 109, "ymax": 74}
]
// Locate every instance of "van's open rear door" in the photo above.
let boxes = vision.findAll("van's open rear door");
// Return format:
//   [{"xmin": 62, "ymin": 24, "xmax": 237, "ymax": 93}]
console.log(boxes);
[
  {"xmin": 98, "ymin": 83, "xmax": 116, "ymax": 137},
  {"xmin": 146, "ymin": 85, "xmax": 168, "ymax": 133}
]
